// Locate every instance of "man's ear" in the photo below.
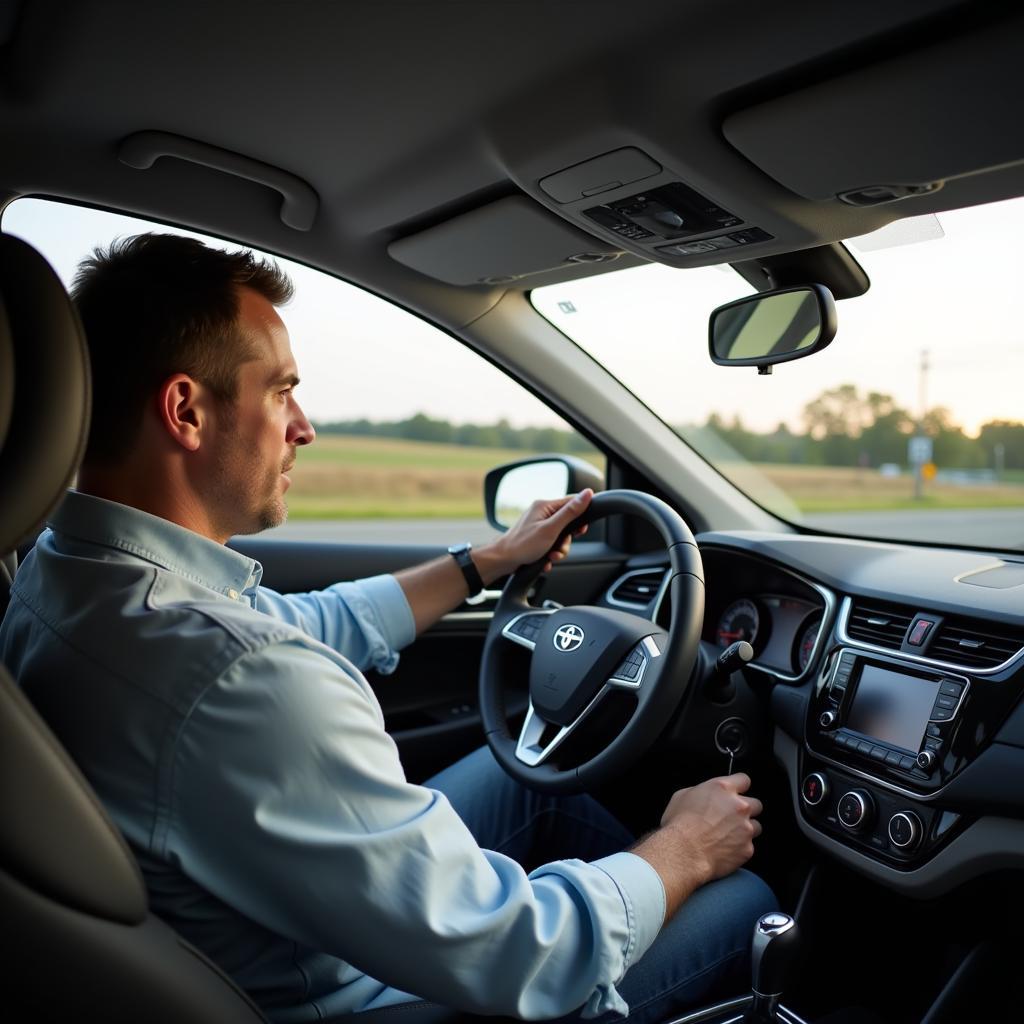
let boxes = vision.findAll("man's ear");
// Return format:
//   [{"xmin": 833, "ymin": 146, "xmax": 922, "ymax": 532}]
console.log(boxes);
[{"xmin": 156, "ymin": 374, "xmax": 205, "ymax": 452}]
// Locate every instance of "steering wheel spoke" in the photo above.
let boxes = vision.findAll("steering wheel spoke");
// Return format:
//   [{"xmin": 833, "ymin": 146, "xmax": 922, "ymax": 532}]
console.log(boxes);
[{"xmin": 514, "ymin": 690, "xmax": 609, "ymax": 767}]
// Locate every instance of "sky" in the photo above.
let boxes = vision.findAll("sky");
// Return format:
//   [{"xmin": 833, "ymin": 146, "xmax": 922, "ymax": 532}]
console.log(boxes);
[{"xmin": 6, "ymin": 195, "xmax": 1023, "ymax": 439}]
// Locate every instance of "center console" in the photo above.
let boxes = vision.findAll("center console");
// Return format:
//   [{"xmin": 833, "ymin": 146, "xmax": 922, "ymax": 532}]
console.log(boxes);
[{"xmin": 798, "ymin": 640, "xmax": 1019, "ymax": 868}]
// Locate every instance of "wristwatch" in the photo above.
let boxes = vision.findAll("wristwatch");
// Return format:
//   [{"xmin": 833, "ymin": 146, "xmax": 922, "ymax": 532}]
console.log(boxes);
[{"xmin": 447, "ymin": 542, "xmax": 484, "ymax": 598}]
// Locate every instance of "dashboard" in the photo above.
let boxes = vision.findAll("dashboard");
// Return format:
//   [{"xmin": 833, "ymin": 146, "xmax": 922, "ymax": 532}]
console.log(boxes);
[{"xmin": 600, "ymin": 530, "xmax": 1024, "ymax": 898}]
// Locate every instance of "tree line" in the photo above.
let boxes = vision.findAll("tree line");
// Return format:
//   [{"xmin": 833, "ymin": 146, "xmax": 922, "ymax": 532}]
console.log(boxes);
[
  {"xmin": 314, "ymin": 413, "xmax": 598, "ymax": 454},
  {"xmin": 315, "ymin": 387, "xmax": 1024, "ymax": 471}
]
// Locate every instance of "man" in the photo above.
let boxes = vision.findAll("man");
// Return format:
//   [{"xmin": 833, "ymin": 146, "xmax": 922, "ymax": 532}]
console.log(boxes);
[{"xmin": 1, "ymin": 234, "xmax": 773, "ymax": 1023}]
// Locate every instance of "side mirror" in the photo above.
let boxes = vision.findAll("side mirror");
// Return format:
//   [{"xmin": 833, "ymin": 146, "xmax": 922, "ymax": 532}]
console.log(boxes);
[
  {"xmin": 709, "ymin": 284, "xmax": 837, "ymax": 374},
  {"xmin": 484, "ymin": 455, "xmax": 604, "ymax": 531}
]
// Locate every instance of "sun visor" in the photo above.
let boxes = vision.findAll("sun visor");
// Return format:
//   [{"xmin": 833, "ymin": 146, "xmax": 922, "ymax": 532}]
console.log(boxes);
[
  {"xmin": 723, "ymin": 19, "xmax": 1024, "ymax": 204},
  {"xmin": 388, "ymin": 195, "xmax": 622, "ymax": 286}
]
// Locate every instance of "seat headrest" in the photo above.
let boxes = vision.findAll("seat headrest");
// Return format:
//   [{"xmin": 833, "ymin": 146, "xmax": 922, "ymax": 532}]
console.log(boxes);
[{"xmin": 0, "ymin": 233, "xmax": 91, "ymax": 554}]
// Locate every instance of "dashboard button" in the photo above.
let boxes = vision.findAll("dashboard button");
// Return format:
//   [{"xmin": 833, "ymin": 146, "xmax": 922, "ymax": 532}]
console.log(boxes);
[
  {"xmin": 870, "ymin": 746, "xmax": 888, "ymax": 762},
  {"xmin": 888, "ymin": 811, "xmax": 923, "ymax": 850},
  {"xmin": 857, "ymin": 740, "xmax": 873, "ymax": 755},
  {"xmin": 939, "ymin": 680, "xmax": 964, "ymax": 697},
  {"xmin": 884, "ymin": 750, "xmax": 902, "ymax": 767},
  {"xmin": 931, "ymin": 708, "xmax": 954, "ymax": 721},
  {"xmin": 926, "ymin": 724, "xmax": 942, "ymax": 738},
  {"xmin": 935, "ymin": 695, "xmax": 958, "ymax": 710},
  {"xmin": 801, "ymin": 773, "xmax": 828, "ymax": 807},
  {"xmin": 899, "ymin": 755, "xmax": 917, "ymax": 771},
  {"xmin": 838, "ymin": 790, "xmax": 873, "ymax": 830}
]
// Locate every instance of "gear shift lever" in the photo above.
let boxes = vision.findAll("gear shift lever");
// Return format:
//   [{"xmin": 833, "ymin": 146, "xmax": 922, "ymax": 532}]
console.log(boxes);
[{"xmin": 745, "ymin": 912, "xmax": 799, "ymax": 1022}]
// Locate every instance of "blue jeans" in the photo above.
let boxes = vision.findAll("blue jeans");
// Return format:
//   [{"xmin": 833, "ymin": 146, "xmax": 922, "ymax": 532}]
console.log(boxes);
[{"xmin": 426, "ymin": 747, "xmax": 777, "ymax": 1024}]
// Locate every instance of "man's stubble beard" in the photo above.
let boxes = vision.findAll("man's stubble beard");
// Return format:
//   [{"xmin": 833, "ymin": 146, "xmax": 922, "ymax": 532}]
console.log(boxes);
[{"xmin": 209, "ymin": 406, "xmax": 291, "ymax": 537}]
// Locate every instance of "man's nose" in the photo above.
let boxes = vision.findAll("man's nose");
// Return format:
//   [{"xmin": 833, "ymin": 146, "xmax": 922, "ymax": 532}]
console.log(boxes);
[{"xmin": 288, "ymin": 400, "xmax": 316, "ymax": 447}]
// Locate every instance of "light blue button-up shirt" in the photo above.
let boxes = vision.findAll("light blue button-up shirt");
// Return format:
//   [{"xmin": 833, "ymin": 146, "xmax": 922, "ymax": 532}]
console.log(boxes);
[{"xmin": 1, "ymin": 491, "xmax": 665, "ymax": 1022}]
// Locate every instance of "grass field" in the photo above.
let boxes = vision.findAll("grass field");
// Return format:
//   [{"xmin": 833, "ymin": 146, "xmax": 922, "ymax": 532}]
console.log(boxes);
[{"xmin": 286, "ymin": 436, "xmax": 1024, "ymax": 518}]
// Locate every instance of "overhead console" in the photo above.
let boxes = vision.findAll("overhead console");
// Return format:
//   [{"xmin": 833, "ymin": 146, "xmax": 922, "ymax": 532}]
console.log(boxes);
[{"xmin": 536, "ymin": 146, "xmax": 777, "ymax": 267}]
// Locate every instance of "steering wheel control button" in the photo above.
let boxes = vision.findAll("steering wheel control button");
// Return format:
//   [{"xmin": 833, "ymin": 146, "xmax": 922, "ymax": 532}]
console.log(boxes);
[
  {"xmin": 502, "ymin": 612, "xmax": 552, "ymax": 650},
  {"xmin": 838, "ymin": 791, "xmax": 873, "ymax": 831},
  {"xmin": 801, "ymin": 773, "xmax": 828, "ymax": 807},
  {"xmin": 888, "ymin": 812, "xmax": 923, "ymax": 850}
]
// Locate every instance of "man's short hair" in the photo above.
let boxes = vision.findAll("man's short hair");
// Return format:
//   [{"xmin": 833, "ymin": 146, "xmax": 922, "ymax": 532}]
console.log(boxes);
[{"xmin": 71, "ymin": 233, "xmax": 294, "ymax": 464}]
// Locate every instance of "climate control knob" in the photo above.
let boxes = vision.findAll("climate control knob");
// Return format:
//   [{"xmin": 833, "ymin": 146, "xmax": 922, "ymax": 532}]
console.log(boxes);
[
  {"xmin": 837, "ymin": 790, "xmax": 874, "ymax": 831},
  {"xmin": 801, "ymin": 773, "xmax": 828, "ymax": 807},
  {"xmin": 888, "ymin": 811, "xmax": 923, "ymax": 851}
]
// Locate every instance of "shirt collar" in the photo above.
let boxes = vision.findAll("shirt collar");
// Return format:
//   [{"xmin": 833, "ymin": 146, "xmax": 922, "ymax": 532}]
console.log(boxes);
[{"xmin": 49, "ymin": 491, "xmax": 263, "ymax": 602}]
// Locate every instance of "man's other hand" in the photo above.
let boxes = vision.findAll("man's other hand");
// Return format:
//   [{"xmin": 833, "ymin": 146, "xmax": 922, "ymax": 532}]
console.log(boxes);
[
  {"xmin": 475, "ymin": 488, "xmax": 593, "ymax": 583},
  {"xmin": 632, "ymin": 773, "xmax": 763, "ymax": 921}
]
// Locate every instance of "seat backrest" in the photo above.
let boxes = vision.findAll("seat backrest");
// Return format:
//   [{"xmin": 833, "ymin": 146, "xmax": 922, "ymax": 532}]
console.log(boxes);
[{"xmin": 0, "ymin": 233, "xmax": 266, "ymax": 1023}]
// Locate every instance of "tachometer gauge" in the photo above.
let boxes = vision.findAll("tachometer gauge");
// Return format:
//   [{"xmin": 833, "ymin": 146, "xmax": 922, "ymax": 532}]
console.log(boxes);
[
  {"xmin": 796, "ymin": 617, "xmax": 822, "ymax": 672},
  {"xmin": 716, "ymin": 599, "xmax": 760, "ymax": 648}
]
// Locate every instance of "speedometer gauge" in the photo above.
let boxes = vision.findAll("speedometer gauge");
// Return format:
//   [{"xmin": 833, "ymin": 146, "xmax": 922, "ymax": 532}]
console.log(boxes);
[
  {"xmin": 796, "ymin": 617, "xmax": 823, "ymax": 671},
  {"xmin": 716, "ymin": 599, "xmax": 760, "ymax": 648}
]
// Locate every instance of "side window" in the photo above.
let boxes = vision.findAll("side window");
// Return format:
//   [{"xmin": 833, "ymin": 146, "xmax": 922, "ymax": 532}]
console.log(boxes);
[{"xmin": 3, "ymin": 198, "xmax": 603, "ymax": 542}]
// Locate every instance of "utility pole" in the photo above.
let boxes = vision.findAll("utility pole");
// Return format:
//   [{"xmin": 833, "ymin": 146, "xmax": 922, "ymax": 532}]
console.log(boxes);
[{"xmin": 913, "ymin": 349, "xmax": 930, "ymax": 500}]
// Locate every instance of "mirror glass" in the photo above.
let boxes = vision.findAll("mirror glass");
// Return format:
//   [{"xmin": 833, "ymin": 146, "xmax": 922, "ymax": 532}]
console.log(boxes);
[
  {"xmin": 711, "ymin": 288, "xmax": 824, "ymax": 362},
  {"xmin": 493, "ymin": 461, "xmax": 570, "ymax": 528}
]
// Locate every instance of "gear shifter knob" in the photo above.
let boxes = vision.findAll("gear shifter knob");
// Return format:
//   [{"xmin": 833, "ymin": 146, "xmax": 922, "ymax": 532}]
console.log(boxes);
[{"xmin": 746, "ymin": 912, "xmax": 799, "ymax": 1022}]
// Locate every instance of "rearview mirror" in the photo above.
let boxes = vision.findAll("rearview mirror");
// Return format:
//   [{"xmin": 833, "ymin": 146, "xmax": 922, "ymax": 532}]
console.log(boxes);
[
  {"xmin": 709, "ymin": 284, "xmax": 837, "ymax": 374},
  {"xmin": 484, "ymin": 455, "xmax": 604, "ymax": 531}
]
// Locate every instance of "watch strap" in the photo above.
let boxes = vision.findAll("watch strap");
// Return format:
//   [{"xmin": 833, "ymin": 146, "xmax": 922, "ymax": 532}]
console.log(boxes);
[{"xmin": 448, "ymin": 542, "xmax": 484, "ymax": 598}]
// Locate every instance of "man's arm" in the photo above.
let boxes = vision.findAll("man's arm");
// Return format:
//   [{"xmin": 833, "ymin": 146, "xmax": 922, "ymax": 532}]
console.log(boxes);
[{"xmin": 396, "ymin": 488, "xmax": 592, "ymax": 634}]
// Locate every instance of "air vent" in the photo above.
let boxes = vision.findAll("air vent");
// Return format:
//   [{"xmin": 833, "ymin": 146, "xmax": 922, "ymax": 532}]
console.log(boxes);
[
  {"xmin": 846, "ymin": 599, "xmax": 914, "ymax": 649},
  {"xmin": 928, "ymin": 617, "xmax": 1024, "ymax": 670},
  {"xmin": 609, "ymin": 569, "xmax": 667, "ymax": 608}
]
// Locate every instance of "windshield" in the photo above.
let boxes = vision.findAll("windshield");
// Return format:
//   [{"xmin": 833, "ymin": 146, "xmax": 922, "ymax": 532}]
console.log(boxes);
[{"xmin": 533, "ymin": 197, "xmax": 1024, "ymax": 552}]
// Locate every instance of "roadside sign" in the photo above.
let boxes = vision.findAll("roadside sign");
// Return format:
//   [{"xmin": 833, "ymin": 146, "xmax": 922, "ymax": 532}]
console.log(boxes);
[
  {"xmin": 908, "ymin": 436, "xmax": 933, "ymax": 465},
  {"xmin": 922, "ymin": 461, "xmax": 937, "ymax": 481}
]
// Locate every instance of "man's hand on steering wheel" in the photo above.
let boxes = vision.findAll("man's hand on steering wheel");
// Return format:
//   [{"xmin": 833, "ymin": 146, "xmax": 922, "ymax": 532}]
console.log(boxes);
[{"xmin": 475, "ymin": 488, "xmax": 593, "ymax": 582}]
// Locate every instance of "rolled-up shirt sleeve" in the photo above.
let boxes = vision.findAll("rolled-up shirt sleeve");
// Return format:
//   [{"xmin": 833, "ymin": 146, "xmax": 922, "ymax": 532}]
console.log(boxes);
[
  {"xmin": 255, "ymin": 574, "xmax": 415, "ymax": 673},
  {"xmin": 168, "ymin": 640, "xmax": 664, "ymax": 1019}
]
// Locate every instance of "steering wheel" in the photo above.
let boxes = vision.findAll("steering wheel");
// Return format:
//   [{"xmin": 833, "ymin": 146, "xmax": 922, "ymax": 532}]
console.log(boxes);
[{"xmin": 479, "ymin": 490, "xmax": 704, "ymax": 794}]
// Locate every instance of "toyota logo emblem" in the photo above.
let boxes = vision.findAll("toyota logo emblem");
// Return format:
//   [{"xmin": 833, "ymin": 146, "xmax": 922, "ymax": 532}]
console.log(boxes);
[{"xmin": 553, "ymin": 624, "xmax": 585, "ymax": 652}]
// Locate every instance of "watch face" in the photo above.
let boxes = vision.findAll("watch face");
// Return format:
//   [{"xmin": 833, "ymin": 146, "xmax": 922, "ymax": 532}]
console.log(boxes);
[{"xmin": 448, "ymin": 542, "xmax": 471, "ymax": 557}]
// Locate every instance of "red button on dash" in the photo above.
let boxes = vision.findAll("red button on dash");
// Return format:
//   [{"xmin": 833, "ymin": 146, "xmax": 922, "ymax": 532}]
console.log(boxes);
[{"xmin": 909, "ymin": 619, "xmax": 934, "ymax": 646}]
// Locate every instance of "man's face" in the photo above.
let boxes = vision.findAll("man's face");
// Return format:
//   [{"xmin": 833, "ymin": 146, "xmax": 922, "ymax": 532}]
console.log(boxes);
[{"xmin": 205, "ymin": 287, "xmax": 315, "ymax": 538}]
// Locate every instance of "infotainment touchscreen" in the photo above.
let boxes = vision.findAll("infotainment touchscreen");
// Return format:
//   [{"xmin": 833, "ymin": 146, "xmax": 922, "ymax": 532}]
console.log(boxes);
[{"xmin": 845, "ymin": 664, "xmax": 939, "ymax": 752}]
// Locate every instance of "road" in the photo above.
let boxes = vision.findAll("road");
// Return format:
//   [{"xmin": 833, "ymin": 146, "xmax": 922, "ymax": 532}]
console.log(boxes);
[{"xmin": 266, "ymin": 509, "xmax": 1022, "ymax": 549}]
